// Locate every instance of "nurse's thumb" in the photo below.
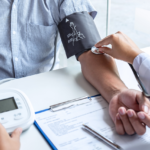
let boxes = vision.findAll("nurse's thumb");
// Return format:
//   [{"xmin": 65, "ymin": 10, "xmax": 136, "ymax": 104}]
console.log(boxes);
[
  {"xmin": 137, "ymin": 93, "xmax": 150, "ymax": 114},
  {"xmin": 98, "ymin": 47, "xmax": 112, "ymax": 56},
  {"xmin": 11, "ymin": 128, "xmax": 22, "ymax": 140}
]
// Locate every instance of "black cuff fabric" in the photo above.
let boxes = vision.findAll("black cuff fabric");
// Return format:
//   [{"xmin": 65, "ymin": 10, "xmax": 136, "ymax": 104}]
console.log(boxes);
[
  {"xmin": 58, "ymin": 11, "xmax": 101, "ymax": 60},
  {"xmin": 75, "ymin": 49, "xmax": 91, "ymax": 60}
]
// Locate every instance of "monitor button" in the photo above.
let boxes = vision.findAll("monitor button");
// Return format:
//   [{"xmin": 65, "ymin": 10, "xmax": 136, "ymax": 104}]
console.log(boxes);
[
  {"xmin": 15, "ymin": 98, "xmax": 20, "ymax": 101},
  {"xmin": 17, "ymin": 102, "xmax": 21, "ymax": 105},
  {"xmin": 0, "ymin": 118, "xmax": 8, "ymax": 124},
  {"xmin": 14, "ymin": 116, "xmax": 23, "ymax": 120},
  {"xmin": 14, "ymin": 113, "xmax": 23, "ymax": 120},
  {"xmin": 14, "ymin": 113, "xmax": 22, "ymax": 117}
]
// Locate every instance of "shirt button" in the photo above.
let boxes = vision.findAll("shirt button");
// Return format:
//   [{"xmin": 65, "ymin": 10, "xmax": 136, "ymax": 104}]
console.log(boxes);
[
  {"xmin": 15, "ymin": 57, "xmax": 18, "ymax": 61},
  {"xmin": 13, "ymin": 5, "xmax": 16, "ymax": 9},
  {"xmin": 13, "ymin": 31, "xmax": 16, "ymax": 35}
]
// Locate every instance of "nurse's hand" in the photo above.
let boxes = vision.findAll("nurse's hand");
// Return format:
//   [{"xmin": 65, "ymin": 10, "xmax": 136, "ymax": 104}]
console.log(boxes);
[
  {"xmin": 0, "ymin": 124, "xmax": 22, "ymax": 150},
  {"xmin": 109, "ymin": 89, "xmax": 150, "ymax": 135},
  {"xmin": 95, "ymin": 31, "xmax": 143, "ymax": 64}
]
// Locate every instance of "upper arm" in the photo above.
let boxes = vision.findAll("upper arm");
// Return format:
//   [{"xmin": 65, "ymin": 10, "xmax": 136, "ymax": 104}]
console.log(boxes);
[{"xmin": 49, "ymin": 0, "xmax": 97, "ymax": 25}]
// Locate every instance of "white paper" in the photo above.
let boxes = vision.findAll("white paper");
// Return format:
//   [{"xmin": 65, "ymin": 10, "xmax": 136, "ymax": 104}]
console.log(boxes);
[{"xmin": 35, "ymin": 96, "xmax": 150, "ymax": 150}]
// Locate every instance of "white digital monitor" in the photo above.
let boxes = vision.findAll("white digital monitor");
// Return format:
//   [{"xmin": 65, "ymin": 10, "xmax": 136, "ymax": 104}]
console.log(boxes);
[{"xmin": 0, "ymin": 89, "xmax": 35, "ymax": 133}]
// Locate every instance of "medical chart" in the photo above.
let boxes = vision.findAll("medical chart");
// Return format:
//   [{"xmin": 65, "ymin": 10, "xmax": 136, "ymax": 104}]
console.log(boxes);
[{"xmin": 35, "ymin": 96, "xmax": 150, "ymax": 150}]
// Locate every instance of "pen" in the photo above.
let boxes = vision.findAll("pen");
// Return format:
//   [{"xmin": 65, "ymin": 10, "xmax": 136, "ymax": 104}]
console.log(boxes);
[{"xmin": 82, "ymin": 124, "xmax": 123, "ymax": 150}]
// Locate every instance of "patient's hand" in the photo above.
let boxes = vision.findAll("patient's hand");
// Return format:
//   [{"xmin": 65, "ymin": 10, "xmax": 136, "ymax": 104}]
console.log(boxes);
[
  {"xmin": 0, "ymin": 124, "xmax": 22, "ymax": 150},
  {"xmin": 78, "ymin": 51, "xmax": 150, "ymax": 136},
  {"xmin": 109, "ymin": 89, "xmax": 150, "ymax": 135},
  {"xmin": 137, "ymin": 111, "xmax": 150, "ymax": 128}
]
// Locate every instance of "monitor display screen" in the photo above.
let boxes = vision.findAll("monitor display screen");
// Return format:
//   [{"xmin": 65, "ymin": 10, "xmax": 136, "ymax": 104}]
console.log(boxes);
[{"xmin": 0, "ymin": 97, "xmax": 18, "ymax": 113}]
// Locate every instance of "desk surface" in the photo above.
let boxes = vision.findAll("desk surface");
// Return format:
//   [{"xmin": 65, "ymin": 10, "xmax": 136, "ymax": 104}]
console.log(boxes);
[{"xmin": 0, "ymin": 59, "xmax": 141, "ymax": 150}]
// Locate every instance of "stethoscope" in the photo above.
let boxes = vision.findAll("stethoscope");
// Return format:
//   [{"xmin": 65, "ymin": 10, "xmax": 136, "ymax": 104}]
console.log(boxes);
[
  {"xmin": 0, "ymin": 31, "xmax": 60, "ymax": 84},
  {"xmin": 51, "ymin": 34, "xmax": 150, "ymax": 98},
  {"xmin": 91, "ymin": 46, "xmax": 150, "ymax": 98},
  {"xmin": 50, "ymin": 31, "xmax": 59, "ymax": 71},
  {"xmin": 128, "ymin": 64, "xmax": 150, "ymax": 98}
]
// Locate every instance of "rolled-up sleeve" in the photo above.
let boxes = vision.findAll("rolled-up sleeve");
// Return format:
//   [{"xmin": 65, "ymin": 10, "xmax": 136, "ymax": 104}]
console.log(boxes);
[{"xmin": 50, "ymin": 0, "xmax": 97, "ymax": 25}]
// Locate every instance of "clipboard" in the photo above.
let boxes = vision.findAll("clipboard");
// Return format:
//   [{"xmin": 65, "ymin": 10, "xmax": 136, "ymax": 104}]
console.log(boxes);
[{"xmin": 34, "ymin": 94, "xmax": 100, "ymax": 150}]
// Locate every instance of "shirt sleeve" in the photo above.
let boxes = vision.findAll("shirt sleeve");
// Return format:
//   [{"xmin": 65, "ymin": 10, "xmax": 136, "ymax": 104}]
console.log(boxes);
[
  {"xmin": 50, "ymin": 0, "xmax": 97, "ymax": 25},
  {"xmin": 133, "ymin": 53, "xmax": 150, "ymax": 93}
]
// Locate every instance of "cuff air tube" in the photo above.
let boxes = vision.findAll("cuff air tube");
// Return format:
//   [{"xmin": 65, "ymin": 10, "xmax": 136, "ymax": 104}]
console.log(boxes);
[{"xmin": 58, "ymin": 11, "xmax": 101, "ymax": 60}]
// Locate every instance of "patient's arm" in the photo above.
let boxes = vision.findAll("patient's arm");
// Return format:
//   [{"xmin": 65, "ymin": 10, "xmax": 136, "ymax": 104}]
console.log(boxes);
[
  {"xmin": 78, "ymin": 51, "xmax": 149, "ymax": 135},
  {"xmin": 78, "ymin": 51, "xmax": 126, "ymax": 102}
]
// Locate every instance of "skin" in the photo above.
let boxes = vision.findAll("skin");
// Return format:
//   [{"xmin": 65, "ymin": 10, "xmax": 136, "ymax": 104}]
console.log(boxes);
[
  {"xmin": 137, "ymin": 111, "xmax": 150, "ymax": 128},
  {"xmin": 0, "ymin": 124, "xmax": 22, "ymax": 150},
  {"xmin": 0, "ymin": 27, "xmax": 149, "ymax": 150},
  {"xmin": 1, "ymin": 50, "xmax": 149, "ymax": 150},
  {"xmin": 95, "ymin": 31, "xmax": 150, "ymax": 133},
  {"xmin": 79, "ymin": 51, "xmax": 150, "ymax": 135},
  {"xmin": 95, "ymin": 31, "xmax": 143, "ymax": 64},
  {"xmin": 110, "ymin": 90, "xmax": 150, "ymax": 135}
]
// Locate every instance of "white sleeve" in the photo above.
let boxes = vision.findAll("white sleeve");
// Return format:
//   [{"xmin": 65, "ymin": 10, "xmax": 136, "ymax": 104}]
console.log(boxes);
[{"xmin": 133, "ymin": 53, "xmax": 150, "ymax": 93}]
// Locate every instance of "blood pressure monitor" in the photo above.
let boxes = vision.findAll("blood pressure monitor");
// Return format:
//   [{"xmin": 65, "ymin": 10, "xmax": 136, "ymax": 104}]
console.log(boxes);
[{"xmin": 0, "ymin": 89, "xmax": 35, "ymax": 133}]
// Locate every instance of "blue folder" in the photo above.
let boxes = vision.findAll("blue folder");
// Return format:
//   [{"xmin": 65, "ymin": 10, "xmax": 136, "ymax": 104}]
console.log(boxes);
[
  {"xmin": 34, "ymin": 94, "xmax": 100, "ymax": 150},
  {"xmin": 34, "ymin": 108, "xmax": 58, "ymax": 150}
]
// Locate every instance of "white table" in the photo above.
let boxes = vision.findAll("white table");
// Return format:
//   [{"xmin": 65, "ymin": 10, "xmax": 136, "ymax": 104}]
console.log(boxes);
[{"xmin": 0, "ymin": 60, "xmax": 140, "ymax": 150}]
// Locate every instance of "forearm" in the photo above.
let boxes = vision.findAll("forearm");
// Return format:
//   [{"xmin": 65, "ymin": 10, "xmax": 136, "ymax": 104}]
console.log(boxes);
[{"xmin": 78, "ymin": 51, "xmax": 127, "ymax": 103}]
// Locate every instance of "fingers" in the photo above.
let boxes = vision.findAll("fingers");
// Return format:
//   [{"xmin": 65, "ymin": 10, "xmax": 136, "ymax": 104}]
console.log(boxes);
[
  {"xmin": 95, "ymin": 31, "xmax": 123, "ymax": 48},
  {"xmin": 95, "ymin": 34, "xmax": 114, "ymax": 47},
  {"xmin": 115, "ymin": 113, "xmax": 125, "ymax": 135},
  {"xmin": 118, "ymin": 107, "xmax": 135, "ymax": 135},
  {"xmin": 137, "ymin": 112, "xmax": 150, "ymax": 128},
  {"xmin": 127, "ymin": 110, "xmax": 146, "ymax": 135},
  {"xmin": 118, "ymin": 90, "xmax": 140, "ymax": 111},
  {"xmin": 136, "ymin": 92, "xmax": 150, "ymax": 114},
  {"xmin": 98, "ymin": 47, "xmax": 112, "ymax": 55},
  {"xmin": 0, "ymin": 123, "xmax": 9, "ymax": 139},
  {"xmin": 11, "ymin": 128, "xmax": 22, "ymax": 140}
]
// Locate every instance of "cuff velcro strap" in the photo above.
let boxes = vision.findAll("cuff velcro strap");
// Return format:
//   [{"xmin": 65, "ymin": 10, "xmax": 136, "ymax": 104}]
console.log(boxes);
[{"xmin": 58, "ymin": 11, "xmax": 101, "ymax": 59}]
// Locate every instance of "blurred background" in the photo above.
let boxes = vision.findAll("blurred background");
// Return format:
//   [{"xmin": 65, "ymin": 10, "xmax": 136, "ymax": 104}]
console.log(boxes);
[{"xmin": 57, "ymin": 0, "xmax": 150, "ymax": 69}]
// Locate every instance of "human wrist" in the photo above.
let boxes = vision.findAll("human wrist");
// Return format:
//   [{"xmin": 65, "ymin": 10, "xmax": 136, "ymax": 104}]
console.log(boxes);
[
  {"xmin": 130, "ymin": 49, "xmax": 143, "ymax": 64},
  {"xmin": 108, "ymin": 85, "xmax": 128, "ymax": 103},
  {"xmin": 78, "ymin": 50, "xmax": 128, "ymax": 103}
]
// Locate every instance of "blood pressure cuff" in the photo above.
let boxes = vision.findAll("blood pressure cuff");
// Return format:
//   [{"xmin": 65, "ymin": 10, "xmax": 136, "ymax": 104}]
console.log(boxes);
[{"xmin": 58, "ymin": 11, "xmax": 101, "ymax": 60}]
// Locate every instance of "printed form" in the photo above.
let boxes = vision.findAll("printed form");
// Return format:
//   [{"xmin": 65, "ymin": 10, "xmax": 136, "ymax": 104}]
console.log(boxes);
[{"xmin": 35, "ymin": 96, "xmax": 150, "ymax": 150}]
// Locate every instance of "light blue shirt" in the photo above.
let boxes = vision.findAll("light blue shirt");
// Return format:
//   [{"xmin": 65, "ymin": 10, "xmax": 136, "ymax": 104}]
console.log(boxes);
[{"xmin": 0, "ymin": 0, "xmax": 97, "ymax": 80}]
